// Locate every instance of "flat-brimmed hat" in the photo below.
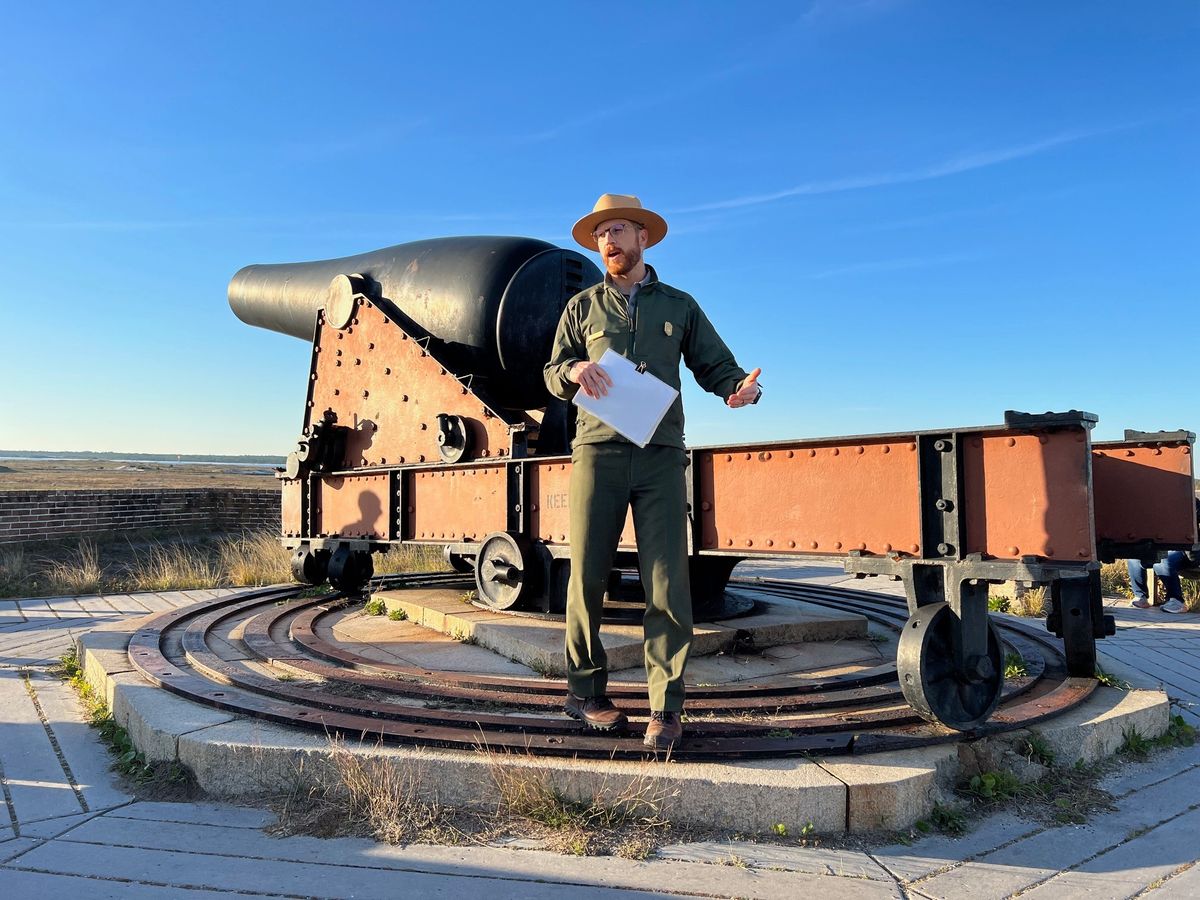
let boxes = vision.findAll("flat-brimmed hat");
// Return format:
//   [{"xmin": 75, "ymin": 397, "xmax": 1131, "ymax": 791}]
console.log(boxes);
[{"xmin": 572, "ymin": 193, "xmax": 668, "ymax": 251}]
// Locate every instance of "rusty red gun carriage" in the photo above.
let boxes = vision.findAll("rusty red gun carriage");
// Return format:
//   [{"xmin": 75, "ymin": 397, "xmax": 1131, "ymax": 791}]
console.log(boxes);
[{"xmin": 229, "ymin": 236, "xmax": 1197, "ymax": 733}]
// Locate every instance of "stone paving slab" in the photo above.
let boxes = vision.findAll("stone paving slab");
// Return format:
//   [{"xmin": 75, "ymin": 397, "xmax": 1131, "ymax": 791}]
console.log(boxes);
[
  {"xmin": 0, "ymin": 868, "xmax": 288, "ymax": 900},
  {"xmin": 1016, "ymin": 806, "xmax": 1200, "ymax": 899},
  {"xmin": 1149, "ymin": 860, "xmax": 1200, "ymax": 897},
  {"xmin": 656, "ymin": 839, "xmax": 889, "ymax": 880},
  {"xmin": 108, "ymin": 800, "xmax": 276, "ymax": 829},
  {"xmin": 24, "ymin": 673, "xmax": 132, "ymax": 812},
  {"xmin": 0, "ymin": 837, "xmax": 42, "ymax": 864},
  {"xmin": 870, "ymin": 811, "xmax": 1040, "ymax": 882},
  {"xmin": 909, "ymin": 764, "xmax": 1200, "ymax": 898},
  {"xmin": 19, "ymin": 811, "xmax": 107, "ymax": 839},
  {"xmin": 4, "ymin": 835, "xmax": 896, "ymax": 899},
  {"xmin": 0, "ymin": 670, "xmax": 87, "ymax": 825}
]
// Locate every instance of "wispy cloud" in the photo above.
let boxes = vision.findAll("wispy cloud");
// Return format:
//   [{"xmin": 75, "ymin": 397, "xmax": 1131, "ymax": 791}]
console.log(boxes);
[
  {"xmin": 504, "ymin": 2, "xmax": 898, "ymax": 145},
  {"xmin": 670, "ymin": 125, "xmax": 1128, "ymax": 214}
]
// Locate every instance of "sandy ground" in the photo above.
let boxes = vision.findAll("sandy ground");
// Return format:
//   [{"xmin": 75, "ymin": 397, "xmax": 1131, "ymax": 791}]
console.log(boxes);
[{"xmin": 0, "ymin": 458, "xmax": 279, "ymax": 492}]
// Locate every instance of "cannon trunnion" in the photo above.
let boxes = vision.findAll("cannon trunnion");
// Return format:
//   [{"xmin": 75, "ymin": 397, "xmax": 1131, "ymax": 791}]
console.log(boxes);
[{"xmin": 231, "ymin": 238, "xmax": 1198, "ymax": 733}]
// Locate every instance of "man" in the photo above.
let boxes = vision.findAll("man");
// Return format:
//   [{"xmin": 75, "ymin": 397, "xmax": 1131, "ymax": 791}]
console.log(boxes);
[{"xmin": 543, "ymin": 194, "xmax": 761, "ymax": 750}]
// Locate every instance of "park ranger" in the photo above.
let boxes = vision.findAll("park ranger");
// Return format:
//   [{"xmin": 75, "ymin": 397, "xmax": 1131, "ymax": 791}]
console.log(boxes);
[{"xmin": 544, "ymin": 194, "xmax": 762, "ymax": 750}]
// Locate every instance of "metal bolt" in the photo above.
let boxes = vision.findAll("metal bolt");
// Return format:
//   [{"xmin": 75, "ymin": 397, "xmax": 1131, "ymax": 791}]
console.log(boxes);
[
  {"xmin": 934, "ymin": 439, "xmax": 951, "ymax": 452},
  {"xmin": 937, "ymin": 542, "xmax": 954, "ymax": 555},
  {"xmin": 935, "ymin": 498, "xmax": 954, "ymax": 512}
]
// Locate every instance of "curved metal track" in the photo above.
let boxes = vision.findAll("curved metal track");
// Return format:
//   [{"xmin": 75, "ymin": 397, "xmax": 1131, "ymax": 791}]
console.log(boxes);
[{"xmin": 125, "ymin": 575, "xmax": 1096, "ymax": 760}]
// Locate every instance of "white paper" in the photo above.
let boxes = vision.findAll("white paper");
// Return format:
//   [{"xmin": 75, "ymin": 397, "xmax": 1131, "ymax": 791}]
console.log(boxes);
[{"xmin": 571, "ymin": 349, "xmax": 680, "ymax": 448}]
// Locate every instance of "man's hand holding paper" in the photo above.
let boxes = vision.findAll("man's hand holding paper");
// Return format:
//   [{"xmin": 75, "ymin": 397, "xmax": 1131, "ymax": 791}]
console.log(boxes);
[
  {"xmin": 568, "ymin": 360, "xmax": 613, "ymax": 399},
  {"xmin": 570, "ymin": 349, "xmax": 679, "ymax": 448}
]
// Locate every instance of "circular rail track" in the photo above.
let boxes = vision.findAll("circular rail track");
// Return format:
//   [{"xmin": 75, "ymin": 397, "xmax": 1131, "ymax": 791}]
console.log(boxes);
[{"xmin": 126, "ymin": 574, "xmax": 1096, "ymax": 761}]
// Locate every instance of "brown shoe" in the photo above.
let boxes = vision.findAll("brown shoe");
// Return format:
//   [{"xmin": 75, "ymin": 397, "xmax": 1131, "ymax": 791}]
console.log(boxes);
[
  {"xmin": 565, "ymin": 693, "xmax": 628, "ymax": 732},
  {"xmin": 643, "ymin": 711, "xmax": 683, "ymax": 750}
]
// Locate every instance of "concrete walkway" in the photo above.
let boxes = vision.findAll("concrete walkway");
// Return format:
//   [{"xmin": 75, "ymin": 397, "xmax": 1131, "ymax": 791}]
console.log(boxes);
[{"xmin": 2, "ymin": 572, "xmax": 1199, "ymax": 898}]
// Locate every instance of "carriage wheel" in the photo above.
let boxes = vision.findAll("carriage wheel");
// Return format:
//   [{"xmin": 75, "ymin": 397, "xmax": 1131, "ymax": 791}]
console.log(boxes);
[
  {"xmin": 474, "ymin": 532, "xmax": 537, "ymax": 610},
  {"xmin": 897, "ymin": 601, "xmax": 1004, "ymax": 731}
]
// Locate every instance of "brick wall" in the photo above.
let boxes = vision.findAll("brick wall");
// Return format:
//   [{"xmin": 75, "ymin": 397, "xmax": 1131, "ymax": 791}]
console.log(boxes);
[{"xmin": 0, "ymin": 488, "xmax": 280, "ymax": 545}]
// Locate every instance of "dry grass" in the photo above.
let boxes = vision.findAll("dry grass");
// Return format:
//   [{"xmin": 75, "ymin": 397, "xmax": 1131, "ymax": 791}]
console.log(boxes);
[
  {"xmin": 375, "ymin": 543, "xmax": 446, "ymax": 575},
  {"xmin": 125, "ymin": 540, "xmax": 225, "ymax": 591},
  {"xmin": 482, "ymin": 747, "xmax": 675, "ymax": 857},
  {"xmin": 1100, "ymin": 561, "xmax": 1132, "ymax": 598},
  {"xmin": 265, "ymin": 737, "xmax": 675, "ymax": 858},
  {"xmin": 1010, "ymin": 585, "xmax": 1047, "ymax": 618},
  {"xmin": 219, "ymin": 530, "xmax": 293, "ymax": 586},
  {"xmin": 0, "ymin": 530, "xmax": 451, "ymax": 598},
  {"xmin": 42, "ymin": 539, "xmax": 104, "ymax": 595}
]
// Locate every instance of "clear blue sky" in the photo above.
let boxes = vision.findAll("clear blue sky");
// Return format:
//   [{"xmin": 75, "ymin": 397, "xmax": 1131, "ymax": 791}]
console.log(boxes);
[{"xmin": 1, "ymin": 2, "xmax": 1196, "ymax": 455}]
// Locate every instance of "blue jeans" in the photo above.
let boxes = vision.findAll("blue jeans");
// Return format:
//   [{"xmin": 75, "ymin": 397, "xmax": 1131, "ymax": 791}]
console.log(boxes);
[{"xmin": 1127, "ymin": 552, "xmax": 1192, "ymax": 602}]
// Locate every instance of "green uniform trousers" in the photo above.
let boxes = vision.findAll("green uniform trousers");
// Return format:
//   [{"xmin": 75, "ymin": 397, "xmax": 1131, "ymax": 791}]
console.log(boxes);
[{"xmin": 565, "ymin": 442, "xmax": 692, "ymax": 712}]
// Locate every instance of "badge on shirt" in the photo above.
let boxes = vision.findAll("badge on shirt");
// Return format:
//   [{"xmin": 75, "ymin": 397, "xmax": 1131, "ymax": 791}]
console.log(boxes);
[{"xmin": 663, "ymin": 322, "xmax": 673, "ymax": 337}]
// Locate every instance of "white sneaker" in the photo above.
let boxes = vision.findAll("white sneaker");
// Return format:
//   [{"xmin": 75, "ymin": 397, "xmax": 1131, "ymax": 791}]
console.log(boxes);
[{"xmin": 1162, "ymin": 598, "xmax": 1186, "ymax": 614}]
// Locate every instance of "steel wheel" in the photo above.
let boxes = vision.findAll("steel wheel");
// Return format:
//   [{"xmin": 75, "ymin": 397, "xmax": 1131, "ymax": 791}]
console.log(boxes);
[
  {"xmin": 897, "ymin": 601, "xmax": 1003, "ymax": 731},
  {"xmin": 328, "ymin": 546, "xmax": 374, "ymax": 593},
  {"xmin": 290, "ymin": 547, "xmax": 330, "ymax": 585},
  {"xmin": 474, "ymin": 532, "xmax": 536, "ymax": 610}
]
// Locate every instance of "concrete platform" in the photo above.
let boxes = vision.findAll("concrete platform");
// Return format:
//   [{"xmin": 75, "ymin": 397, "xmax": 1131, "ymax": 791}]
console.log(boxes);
[
  {"xmin": 363, "ymin": 586, "xmax": 875, "ymax": 678},
  {"xmin": 76, "ymin": 611, "xmax": 1171, "ymax": 834}
]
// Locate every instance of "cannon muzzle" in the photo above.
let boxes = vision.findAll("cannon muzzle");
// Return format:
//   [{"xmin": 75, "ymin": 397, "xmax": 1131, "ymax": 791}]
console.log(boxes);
[{"xmin": 229, "ymin": 236, "xmax": 600, "ymax": 410}]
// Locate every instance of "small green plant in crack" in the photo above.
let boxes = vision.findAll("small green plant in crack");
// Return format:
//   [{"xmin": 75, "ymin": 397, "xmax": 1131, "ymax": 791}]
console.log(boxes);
[
  {"xmin": 460, "ymin": 590, "xmax": 478, "ymax": 604},
  {"xmin": 771, "ymin": 822, "xmax": 787, "ymax": 837},
  {"xmin": 766, "ymin": 728, "xmax": 794, "ymax": 739},
  {"xmin": 966, "ymin": 770, "xmax": 1022, "ymax": 802},
  {"xmin": 930, "ymin": 802, "xmax": 968, "ymax": 836},
  {"xmin": 1094, "ymin": 667, "xmax": 1130, "ymax": 690},
  {"xmin": 1004, "ymin": 652, "xmax": 1028, "ymax": 679},
  {"xmin": 388, "ymin": 608, "xmax": 408, "ymax": 622},
  {"xmin": 275, "ymin": 671, "xmax": 296, "ymax": 682},
  {"xmin": 988, "ymin": 595, "xmax": 1011, "ymax": 613},
  {"xmin": 364, "ymin": 597, "xmax": 387, "ymax": 616},
  {"xmin": 1120, "ymin": 727, "xmax": 1152, "ymax": 759},
  {"xmin": 1021, "ymin": 731, "xmax": 1055, "ymax": 767},
  {"xmin": 450, "ymin": 628, "xmax": 477, "ymax": 645},
  {"xmin": 1163, "ymin": 714, "xmax": 1197, "ymax": 748}
]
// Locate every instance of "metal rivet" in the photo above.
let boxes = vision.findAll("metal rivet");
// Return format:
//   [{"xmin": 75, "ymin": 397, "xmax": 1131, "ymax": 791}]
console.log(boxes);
[{"xmin": 1007, "ymin": 437, "xmax": 1016, "ymax": 447}]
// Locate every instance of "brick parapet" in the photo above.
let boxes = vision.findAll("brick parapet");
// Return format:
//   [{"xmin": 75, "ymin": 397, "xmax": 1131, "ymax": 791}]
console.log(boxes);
[{"xmin": 0, "ymin": 488, "xmax": 280, "ymax": 544}]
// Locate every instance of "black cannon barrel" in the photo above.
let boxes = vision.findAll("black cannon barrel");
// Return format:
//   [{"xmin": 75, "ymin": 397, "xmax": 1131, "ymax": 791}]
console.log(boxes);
[{"xmin": 229, "ymin": 236, "xmax": 601, "ymax": 411}]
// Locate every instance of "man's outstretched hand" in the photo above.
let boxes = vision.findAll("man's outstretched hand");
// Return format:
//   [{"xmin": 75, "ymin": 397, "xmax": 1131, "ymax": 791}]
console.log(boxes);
[
  {"xmin": 568, "ymin": 360, "xmax": 613, "ymax": 399},
  {"xmin": 726, "ymin": 368, "xmax": 762, "ymax": 408}
]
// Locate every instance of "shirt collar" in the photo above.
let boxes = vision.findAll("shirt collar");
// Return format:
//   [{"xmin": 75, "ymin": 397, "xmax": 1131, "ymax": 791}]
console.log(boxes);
[{"xmin": 605, "ymin": 264, "xmax": 657, "ymax": 296}]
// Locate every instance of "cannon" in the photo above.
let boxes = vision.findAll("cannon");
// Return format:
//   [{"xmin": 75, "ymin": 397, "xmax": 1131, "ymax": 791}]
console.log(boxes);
[{"xmin": 231, "ymin": 236, "xmax": 1198, "ymax": 732}]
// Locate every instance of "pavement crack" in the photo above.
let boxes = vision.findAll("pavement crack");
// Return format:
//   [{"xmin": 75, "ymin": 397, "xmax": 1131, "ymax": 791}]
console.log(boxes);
[
  {"xmin": 1, "ymin": 864, "xmax": 313, "ymax": 898},
  {"xmin": 0, "ymin": 755, "xmax": 20, "ymax": 837},
  {"xmin": 21, "ymin": 671, "xmax": 90, "ymax": 813}
]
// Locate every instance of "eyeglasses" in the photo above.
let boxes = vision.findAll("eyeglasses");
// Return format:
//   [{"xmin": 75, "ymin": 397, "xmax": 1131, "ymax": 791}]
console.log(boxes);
[{"xmin": 592, "ymin": 222, "xmax": 643, "ymax": 244}]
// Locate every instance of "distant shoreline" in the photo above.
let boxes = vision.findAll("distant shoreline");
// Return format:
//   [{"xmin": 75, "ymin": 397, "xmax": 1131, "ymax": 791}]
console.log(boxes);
[{"xmin": 0, "ymin": 450, "xmax": 284, "ymax": 466}]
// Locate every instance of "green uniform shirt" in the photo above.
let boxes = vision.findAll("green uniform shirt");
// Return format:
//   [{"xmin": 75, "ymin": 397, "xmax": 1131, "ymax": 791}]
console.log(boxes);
[{"xmin": 544, "ymin": 266, "xmax": 749, "ymax": 449}]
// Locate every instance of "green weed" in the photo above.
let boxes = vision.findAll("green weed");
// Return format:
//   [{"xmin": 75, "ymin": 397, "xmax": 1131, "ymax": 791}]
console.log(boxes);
[{"xmin": 1004, "ymin": 652, "xmax": 1028, "ymax": 679}]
